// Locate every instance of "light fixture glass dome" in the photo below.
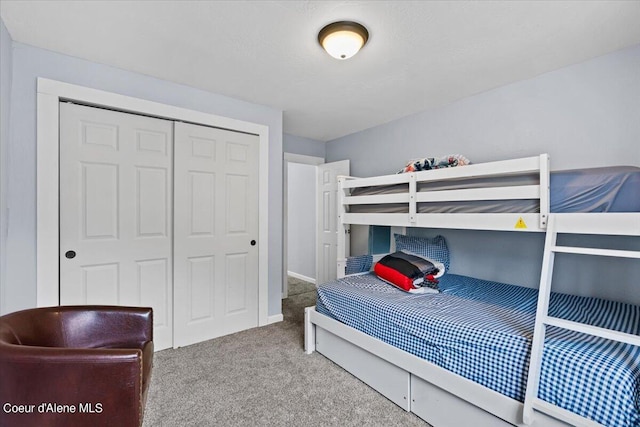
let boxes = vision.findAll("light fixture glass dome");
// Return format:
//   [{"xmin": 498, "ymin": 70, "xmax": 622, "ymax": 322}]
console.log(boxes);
[{"xmin": 318, "ymin": 21, "xmax": 369, "ymax": 60}]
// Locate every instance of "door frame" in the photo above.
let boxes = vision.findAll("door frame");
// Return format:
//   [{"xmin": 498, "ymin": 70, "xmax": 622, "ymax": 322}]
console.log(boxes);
[
  {"xmin": 282, "ymin": 153, "xmax": 324, "ymax": 298},
  {"xmin": 36, "ymin": 78, "xmax": 270, "ymax": 328}
]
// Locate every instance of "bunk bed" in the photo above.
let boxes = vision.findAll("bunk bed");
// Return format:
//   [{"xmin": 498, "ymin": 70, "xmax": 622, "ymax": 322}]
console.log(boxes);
[{"xmin": 304, "ymin": 154, "xmax": 640, "ymax": 427}]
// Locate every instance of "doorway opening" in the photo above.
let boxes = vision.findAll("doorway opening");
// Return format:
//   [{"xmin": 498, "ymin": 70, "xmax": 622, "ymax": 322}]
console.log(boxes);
[{"xmin": 282, "ymin": 153, "xmax": 323, "ymax": 298}]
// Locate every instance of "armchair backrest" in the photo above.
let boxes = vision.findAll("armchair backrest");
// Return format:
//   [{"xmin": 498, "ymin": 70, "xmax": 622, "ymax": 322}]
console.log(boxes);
[{"xmin": 0, "ymin": 305, "xmax": 153, "ymax": 349}]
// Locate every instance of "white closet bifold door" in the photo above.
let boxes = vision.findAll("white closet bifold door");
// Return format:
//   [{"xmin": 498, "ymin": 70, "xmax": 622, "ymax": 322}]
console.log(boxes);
[
  {"xmin": 173, "ymin": 122, "xmax": 260, "ymax": 348},
  {"xmin": 59, "ymin": 102, "xmax": 174, "ymax": 350}
]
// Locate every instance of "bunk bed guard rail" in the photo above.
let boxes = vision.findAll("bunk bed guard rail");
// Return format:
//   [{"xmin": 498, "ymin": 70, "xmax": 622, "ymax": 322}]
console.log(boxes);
[{"xmin": 338, "ymin": 153, "xmax": 550, "ymax": 231}]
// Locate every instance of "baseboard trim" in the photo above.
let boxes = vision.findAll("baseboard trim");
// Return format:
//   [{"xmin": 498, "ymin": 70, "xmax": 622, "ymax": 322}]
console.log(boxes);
[
  {"xmin": 287, "ymin": 271, "xmax": 316, "ymax": 284},
  {"xmin": 267, "ymin": 314, "xmax": 284, "ymax": 324}
]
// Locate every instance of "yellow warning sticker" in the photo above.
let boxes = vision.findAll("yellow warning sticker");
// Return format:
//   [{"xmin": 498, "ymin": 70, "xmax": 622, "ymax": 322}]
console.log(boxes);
[{"xmin": 515, "ymin": 217, "xmax": 528, "ymax": 229}]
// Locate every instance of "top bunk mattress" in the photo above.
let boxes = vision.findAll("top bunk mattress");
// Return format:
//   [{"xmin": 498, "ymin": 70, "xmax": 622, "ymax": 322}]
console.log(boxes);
[
  {"xmin": 348, "ymin": 165, "xmax": 640, "ymax": 214},
  {"xmin": 316, "ymin": 273, "xmax": 640, "ymax": 427}
]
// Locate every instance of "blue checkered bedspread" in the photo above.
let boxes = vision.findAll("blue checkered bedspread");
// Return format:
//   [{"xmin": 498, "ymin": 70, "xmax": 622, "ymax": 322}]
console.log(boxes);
[{"xmin": 316, "ymin": 273, "xmax": 640, "ymax": 427}]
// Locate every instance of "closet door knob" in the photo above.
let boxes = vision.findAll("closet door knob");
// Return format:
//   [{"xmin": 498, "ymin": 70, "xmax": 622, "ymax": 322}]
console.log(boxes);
[
  {"xmin": 250, "ymin": 240, "xmax": 256, "ymax": 246},
  {"xmin": 65, "ymin": 250, "xmax": 76, "ymax": 259}
]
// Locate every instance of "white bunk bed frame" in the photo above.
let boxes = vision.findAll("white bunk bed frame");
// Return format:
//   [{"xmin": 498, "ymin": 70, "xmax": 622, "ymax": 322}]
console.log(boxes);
[
  {"xmin": 304, "ymin": 154, "xmax": 640, "ymax": 427},
  {"xmin": 336, "ymin": 154, "xmax": 550, "ymax": 276}
]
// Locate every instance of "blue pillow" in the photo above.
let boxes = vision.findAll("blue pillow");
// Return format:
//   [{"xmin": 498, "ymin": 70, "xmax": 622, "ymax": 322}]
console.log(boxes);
[
  {"xmin": 394, "ymin": 234, "xmax": 450, "ymax": 271},
  {"xmin": 345, "ymin": 254, "xmax": 373, "ymax": 275}
]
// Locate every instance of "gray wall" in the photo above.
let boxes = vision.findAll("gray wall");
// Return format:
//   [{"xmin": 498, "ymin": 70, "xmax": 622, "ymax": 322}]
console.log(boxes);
[
  {"xmin": 327, "ymin": 45, "xmax": 640, "ymax": 176},
  {"xmin": 287, "ymin": 162, "xmax": 316, "ymax": 281},
  {"xmin": 2, "ymin": 41, "xmax": 284, "ymax": 317},
  {"xmin": 0, "ymin": 19, "xmax": 12, "ymax": 314},
  {"xmin": 327, "ymin": 45, "xmax": 640, "ymax": 304},
  {"xmin": 283, "ymin": 133, "xmax": 326, "ymax": 159}
]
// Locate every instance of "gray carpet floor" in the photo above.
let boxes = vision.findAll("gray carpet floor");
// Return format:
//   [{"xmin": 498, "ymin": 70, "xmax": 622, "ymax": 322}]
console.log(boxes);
[
  {"xmin": 143, "ymin": 277, "xmax": 428, "ymax": 426},
  {"xmin": 286, "ymin": 276, "xmax": 316, "ymax": 297}
]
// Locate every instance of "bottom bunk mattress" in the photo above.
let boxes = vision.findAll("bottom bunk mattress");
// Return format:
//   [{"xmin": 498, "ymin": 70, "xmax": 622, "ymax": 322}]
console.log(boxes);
[{"xmin": 316, "ymin": 273, "xmax": 640, "ymax": 427}]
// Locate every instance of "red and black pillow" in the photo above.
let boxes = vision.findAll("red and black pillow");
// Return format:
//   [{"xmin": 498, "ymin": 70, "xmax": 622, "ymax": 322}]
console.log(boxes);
[{"xmin": 374, "ymin": 251, "xmax": 444, "ymax": 293}]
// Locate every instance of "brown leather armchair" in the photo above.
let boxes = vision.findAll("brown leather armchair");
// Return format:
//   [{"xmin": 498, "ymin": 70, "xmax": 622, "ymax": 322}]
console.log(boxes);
[{"xmin": 0, "ymin": 306, "xmax": 153, "ymax": 427}]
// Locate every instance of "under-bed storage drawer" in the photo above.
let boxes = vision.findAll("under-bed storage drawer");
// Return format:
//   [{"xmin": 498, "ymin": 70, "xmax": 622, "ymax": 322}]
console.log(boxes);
[
  {"xmin": 315, "ymin": 327, "xmax": 411, "ymax": 410},
  {"xmin": 410, "ymin": 375, "xmax": 511, "ymax": 427},
  {"xmin": 409, "ymin": 375, "xmax": 570, "ymax": 427}
]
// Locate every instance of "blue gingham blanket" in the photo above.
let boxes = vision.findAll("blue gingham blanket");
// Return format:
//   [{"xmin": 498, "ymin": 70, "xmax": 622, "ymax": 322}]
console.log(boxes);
[{"xmin": 316, "ymin": 273, "xmax": 640, "ymax": 427}]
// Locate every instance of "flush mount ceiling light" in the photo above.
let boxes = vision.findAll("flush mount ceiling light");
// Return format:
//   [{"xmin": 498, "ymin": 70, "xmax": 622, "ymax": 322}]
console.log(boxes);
[{"xmin": 318, "ymin": 21, "xmax": 369, "ymax": 60}]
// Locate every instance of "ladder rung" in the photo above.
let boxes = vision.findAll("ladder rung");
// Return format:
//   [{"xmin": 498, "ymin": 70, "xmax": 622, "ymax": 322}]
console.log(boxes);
[
  {"xmin": 551, "ymin": 245, "xmax": 640, "ymax": 259},
  {"xmin": 544, "ymin": 316, "xmax": 640, "ymax": 347},
  {"xmin": 533, "ymin": 398, "xmax": 604, "ymax": 427}
]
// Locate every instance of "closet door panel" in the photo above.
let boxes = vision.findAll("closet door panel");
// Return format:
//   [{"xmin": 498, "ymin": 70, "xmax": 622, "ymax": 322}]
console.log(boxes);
[
  {"xmin": 59, "ymin": 103, "xmax": 174, "ymax": 350},
  {"xmin": 189, "ymin": 171, "xmax": 216, "ymax": 236},
  {"xmin": 174, "ymin": 122, "xmax": 259, "ymax": 347},
  {"xmin": 136, "ymin": 166, "xmax": 169, "ymax": 237}
]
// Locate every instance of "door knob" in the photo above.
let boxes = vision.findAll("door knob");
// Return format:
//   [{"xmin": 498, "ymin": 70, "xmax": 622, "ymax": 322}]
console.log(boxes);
[
  {"xmin": 250, "ymin": 240, "xmax": 256, "ymax": 246},
  {"xmin": 65, "ymin": 250, "xmax": 76, "ymax": 259}
]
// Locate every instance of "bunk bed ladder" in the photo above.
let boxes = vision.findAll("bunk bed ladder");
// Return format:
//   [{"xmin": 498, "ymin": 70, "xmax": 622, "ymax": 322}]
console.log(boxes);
[{"xmin": 522, "ymin": 214, "xmax": 640, "ymax": 426}]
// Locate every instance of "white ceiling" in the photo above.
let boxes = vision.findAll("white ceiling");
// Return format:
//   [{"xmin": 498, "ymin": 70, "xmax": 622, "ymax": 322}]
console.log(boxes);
[{"xmin": 2, "ymin": 1, "xmax": 640, "ymax": 142}]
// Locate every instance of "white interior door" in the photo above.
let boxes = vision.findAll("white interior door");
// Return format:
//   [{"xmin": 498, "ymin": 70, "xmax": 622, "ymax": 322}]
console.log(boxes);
[
  {"xmin": 316, "ymin": 160, "xmax": 350, "ymax": 285},
  {"xmin": 173, "ymin": 122, "xmax": 259, "ymax": 348},
  {"xmin": 59, "ymin": 103, "xmax": 173, "ymax": 350}
]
